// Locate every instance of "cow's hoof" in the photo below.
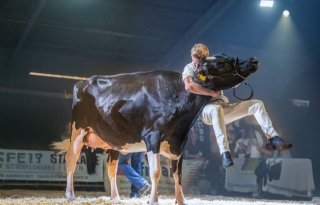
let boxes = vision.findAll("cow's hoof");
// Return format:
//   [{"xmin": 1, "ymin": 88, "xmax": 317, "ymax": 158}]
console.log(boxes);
[
  {"xmin": 66, "ymin": 194, "xmax": 75, "ymax": 202},
  {"xmin": 175, "ymin": 200, "xmax": 188, "ymax": 205},
  {"xmin": 111, "ymin": 195, "xmax": 120, "ymax": 201}
]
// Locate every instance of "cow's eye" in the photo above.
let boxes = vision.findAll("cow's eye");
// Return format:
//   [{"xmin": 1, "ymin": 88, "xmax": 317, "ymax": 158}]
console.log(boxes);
[{"xmin": 217, "ymin": 63, "xmax": 224, "ymax": 69}]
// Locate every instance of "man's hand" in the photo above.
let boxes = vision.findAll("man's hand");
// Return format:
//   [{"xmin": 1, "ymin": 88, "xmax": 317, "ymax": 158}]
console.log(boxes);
[{"xmin": 210, "ymin": 90, "xmax": 221, "ymax": 98}]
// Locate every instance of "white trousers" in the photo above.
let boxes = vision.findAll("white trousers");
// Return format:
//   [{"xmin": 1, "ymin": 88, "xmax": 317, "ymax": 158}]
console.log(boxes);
[{"xmin": 200, "ymin": 99, "xmax": 279, "ymax": 154}]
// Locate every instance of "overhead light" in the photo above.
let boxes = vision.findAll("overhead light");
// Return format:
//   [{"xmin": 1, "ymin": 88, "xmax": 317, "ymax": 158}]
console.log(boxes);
[
  {"xmin": 260, "ymin": 0, "xmax": 274, "ymax": 7},
  {"xmin": 291, "ymin": 99, "xmax": 310, "ymax": 108},
  {"xmin": 282, "ymin": 10, "xmax": 290, "ymax": 17}
]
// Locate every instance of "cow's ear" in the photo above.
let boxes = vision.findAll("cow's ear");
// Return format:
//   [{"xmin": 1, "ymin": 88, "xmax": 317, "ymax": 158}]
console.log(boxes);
[{"xmin": 234, "ymin": 57, "xmax": 239, "ymax": 67}]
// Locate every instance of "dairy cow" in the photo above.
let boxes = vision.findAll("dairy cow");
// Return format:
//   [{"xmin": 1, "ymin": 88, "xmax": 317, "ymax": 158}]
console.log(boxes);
[{"xmin": 53, "ymin": 54, "xmax": 259, "ymax": 204}]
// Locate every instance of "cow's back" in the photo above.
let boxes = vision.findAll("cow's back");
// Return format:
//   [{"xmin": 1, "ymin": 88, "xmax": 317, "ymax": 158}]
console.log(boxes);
[{"xmin": 71, "ymin": 70, "xmax": 202, "ymax": 154}]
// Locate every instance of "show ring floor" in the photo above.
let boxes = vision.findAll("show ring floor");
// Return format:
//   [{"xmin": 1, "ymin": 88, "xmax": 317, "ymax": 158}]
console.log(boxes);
[{"xmin": 0, "ymin": 189, "xmax": 319, "ymax": 205}]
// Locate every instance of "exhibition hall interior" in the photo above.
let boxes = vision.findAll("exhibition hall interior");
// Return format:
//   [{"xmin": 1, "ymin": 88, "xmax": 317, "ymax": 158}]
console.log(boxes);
[{"xmin": 0, "ymin": 0, "xmax": 319, "ymax": 204}]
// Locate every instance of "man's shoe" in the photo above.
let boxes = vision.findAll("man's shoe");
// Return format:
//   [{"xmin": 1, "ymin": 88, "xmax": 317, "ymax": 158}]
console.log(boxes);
[
  {"xmin": 221, "ymin": 151, "xmax": 233, "ymax": 168},
  {"xmin": 138, "ymin": 183, "xmax": 151, "ymax": 196},
  {"xmin": 130, "ymin": 192, "xmax": 141, "ymax": 198},
  {"xmin": 265, "ymin": 136, "xmax": 292, "ymax": 151}
]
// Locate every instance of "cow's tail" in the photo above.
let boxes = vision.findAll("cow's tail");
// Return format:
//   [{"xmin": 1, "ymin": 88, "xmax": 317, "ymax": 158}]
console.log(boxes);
[{"xmin": 51, "ymin": 139, "xmax": 70, "ymax": 154}]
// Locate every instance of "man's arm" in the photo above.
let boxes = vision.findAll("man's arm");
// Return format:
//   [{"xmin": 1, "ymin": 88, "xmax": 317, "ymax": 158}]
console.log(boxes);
[{"xmin": 183, "ymin": 76, "xmax": 220, "ymax": 97}]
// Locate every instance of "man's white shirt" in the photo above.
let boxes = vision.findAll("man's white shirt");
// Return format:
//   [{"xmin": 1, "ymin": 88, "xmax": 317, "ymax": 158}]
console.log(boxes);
[{"xmin": 182, "ymin": 62, "xmax": 229, "ymax": 103}]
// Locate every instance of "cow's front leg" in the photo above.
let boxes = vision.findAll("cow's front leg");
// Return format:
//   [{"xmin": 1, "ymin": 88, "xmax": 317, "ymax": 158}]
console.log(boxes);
[
  {"xmin": 65, "ymin": 126, "xmax": 86, "ymax": 201},
  {"xmin": 147, "ymin": 152, "xmax": 161, "ymax": 205},
  {"xmin": 106, "ymin": 150, "xmax": 120, "ymax": 200},
  {"xmin": 172, "ymin": 157, "xmax": 186, "ymax": 205}
]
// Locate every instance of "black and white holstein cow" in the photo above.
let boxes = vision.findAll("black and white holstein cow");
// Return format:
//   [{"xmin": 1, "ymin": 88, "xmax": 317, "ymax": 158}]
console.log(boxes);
[{"xmin": 54, "ymin": 54, "xmax": 259, "ymax": 205}]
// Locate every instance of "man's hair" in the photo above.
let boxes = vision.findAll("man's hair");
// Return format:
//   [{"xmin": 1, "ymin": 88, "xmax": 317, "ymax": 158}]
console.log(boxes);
[{"xmin": 191, "ymin": 43, "xmax": 209, "ymax": 58}]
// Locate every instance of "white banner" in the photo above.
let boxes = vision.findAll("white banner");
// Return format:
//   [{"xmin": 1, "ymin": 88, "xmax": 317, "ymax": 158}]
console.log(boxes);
[
  {"xmin": 0, "ymin": 149, "xmax": 178, "ymax": 193},
  {"xmin": 0, "ymin": 149, "xmax": 104, "ymax": 182}
]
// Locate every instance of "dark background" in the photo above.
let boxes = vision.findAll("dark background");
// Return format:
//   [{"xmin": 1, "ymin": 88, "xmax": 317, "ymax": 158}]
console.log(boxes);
[{"xmin": 0, "ymin": 0, "xmax": 319, "ymax": 193}]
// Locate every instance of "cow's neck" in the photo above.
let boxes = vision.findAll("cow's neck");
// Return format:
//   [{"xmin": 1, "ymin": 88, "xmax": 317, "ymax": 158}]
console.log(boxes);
[
  {"xmin": 179, "ymin": 88, "xmax": 211, "ymax": 130},
  {"xmin": 186, "ymin": 92, "xmax": 211, "ymax": 124}
]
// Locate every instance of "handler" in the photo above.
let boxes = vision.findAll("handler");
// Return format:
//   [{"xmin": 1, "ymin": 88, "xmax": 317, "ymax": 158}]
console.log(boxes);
[{"xmin": 182, "ymin": 43, "xmax": 292, "ymax": 168}]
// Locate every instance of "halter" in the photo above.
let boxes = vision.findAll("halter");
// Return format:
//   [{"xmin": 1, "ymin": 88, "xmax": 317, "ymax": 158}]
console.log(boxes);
[
  {"xmin": 197, "ymin": 56, "xmax": 254, "ymax": 101},
  {"xmin": 232, "ymin": 71, "xmax": 254, "ymax": 101}
]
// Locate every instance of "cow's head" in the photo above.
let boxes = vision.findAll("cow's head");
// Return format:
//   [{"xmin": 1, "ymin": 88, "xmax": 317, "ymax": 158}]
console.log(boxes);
[{"xmin": 194, "ymin": 53, "xmax": 259, "ymax": 91}]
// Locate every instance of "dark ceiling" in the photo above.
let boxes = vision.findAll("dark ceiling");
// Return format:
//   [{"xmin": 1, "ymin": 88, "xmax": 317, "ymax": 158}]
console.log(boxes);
[{"xmin": 0, "ymin": 0, "xmax": 320, "ymax": 151}]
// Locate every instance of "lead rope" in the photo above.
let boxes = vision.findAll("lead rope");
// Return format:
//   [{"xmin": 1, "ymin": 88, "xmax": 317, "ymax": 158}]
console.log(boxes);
[{"xmin": 232, "ymin": 72, "xmax": 254, "ymax": 101}]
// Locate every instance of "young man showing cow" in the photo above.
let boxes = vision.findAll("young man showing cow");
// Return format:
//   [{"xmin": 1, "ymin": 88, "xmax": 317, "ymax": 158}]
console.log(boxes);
[
  {"xmin": 182, "ymin": 43, "xmax": 292, "ymax": 168},
  {"xmin": 54, "ymin": 43, "xmax": 284, "ymax": 205}
]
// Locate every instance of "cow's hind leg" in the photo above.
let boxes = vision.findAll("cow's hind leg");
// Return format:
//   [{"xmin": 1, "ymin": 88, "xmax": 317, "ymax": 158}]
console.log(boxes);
[
  {"xmin": 147, "ymin": 152, "xmax": 161, "ymax": 205},
  {"xmin": 172, "ymin": 157, "xmax": 186, "ymax": 205},
  {"xmin": 105, "ymin": 150, "xmax": 120, "ymax": 200},
  {"xmin": 65, "ymin": 124, "xmax": 86, "ymax": 201}
]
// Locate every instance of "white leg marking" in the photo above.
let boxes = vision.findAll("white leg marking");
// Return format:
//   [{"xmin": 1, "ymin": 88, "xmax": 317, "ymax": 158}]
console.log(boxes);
[
  {"xmin": 173, "ymin": 161, "xmax": 186, "ymax": 205},
  {"xmin": 147, "ymin": 152, "xmax": 161, "ymax": 205},
  {"xmin": 106, "ymin": 156, "xmax": 120, "ymax": 200},
  {"xmin": 65, "ymin": 126, "xmax": 85, "ymax": 201},
  {"xmin": 65, "ymin": 172, "xmax": 75, "ymax": 201}
]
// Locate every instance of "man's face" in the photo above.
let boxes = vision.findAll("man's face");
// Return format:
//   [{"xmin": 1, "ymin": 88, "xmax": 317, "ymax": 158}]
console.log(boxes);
[{"xmin": 191, "ymin": 54, "xmax": 201, "ymax": 67}]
